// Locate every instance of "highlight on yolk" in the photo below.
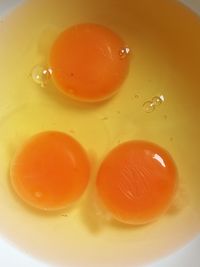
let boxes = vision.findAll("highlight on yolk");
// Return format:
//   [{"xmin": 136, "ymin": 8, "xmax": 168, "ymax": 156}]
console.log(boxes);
[
  {"xmin": 96, "ymin": 141, "xmax": 178, "ymax": 225},
  {"xmin": 10, "ymin": 131, "xmax": 90, "ymax": 211},
  {"xmin": 50, "ymin": 23, "xmax": 130, "ymax": 102}
]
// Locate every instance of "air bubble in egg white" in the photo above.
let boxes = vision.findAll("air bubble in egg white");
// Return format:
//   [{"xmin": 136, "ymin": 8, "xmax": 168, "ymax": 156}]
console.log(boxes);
[
  {"xmin": 31, "ymin": 65, "xmax": 52, "ymax": 87},
  {"xmin": 119, "ymin": 46, "xmax": 131, "ymax": 59},
  {"xmin": 143, "ymin": 101, "xmax": 155, "ymax": 113},
  {"xmin": 152, "ymin": 96, "xmax": 163, "ymax": 106}
]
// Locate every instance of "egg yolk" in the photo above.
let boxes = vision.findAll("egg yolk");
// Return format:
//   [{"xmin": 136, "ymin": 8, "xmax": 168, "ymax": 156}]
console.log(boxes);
[
  {"xmin": 96, "ymin": 141, "xmax": 178, "ymax": 225},
  {"xmin": 50, "ymin": 23, "xmax": 130, "ymax": 102},
  {"xmin": 10, "ymin": 131, "xmax": 90, "ymax": 211}
]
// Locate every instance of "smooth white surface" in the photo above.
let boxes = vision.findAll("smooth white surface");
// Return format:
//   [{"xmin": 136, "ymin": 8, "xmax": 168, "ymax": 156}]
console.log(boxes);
[
  {"xmin": 0, "ymin": 0, "xmax": 199, "ymax": 266},
  {"xmin": 181, "ymin": 0, "xmax": 200, "ymax": 13},
  {"xmin": 0, "ymin": 237, "xmax": 47, "ymax": 267},
  {"xmin": 150, "ymin": 235, "xmax": 200, "ymax": 267},
  {"xmin": 0, "ymin": 0, "xmax": 21, "ymax": 15}
]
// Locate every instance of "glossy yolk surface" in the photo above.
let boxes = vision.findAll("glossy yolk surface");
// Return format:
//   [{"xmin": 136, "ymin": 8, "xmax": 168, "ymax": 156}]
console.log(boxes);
[
  {"xmin": 50, "ymin": 23, "xmax": 130, "ymax": 102},
  {"xmin": 96, "ymin": 141, "xmax": 178, "ymax": 225},
  {"xmin": 10, "ymin": 131, "xmax": 90, "ymax": 210}
]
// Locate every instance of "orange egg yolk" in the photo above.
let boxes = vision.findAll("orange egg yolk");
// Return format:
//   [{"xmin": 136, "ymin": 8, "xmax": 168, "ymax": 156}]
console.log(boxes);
[
  {"xmin": 96, "ymin": 141, "xmax": 178, "ymax": 225},
  {"xmin": 50, "ymin": 23, "xmax": 130, "ymax": 102},
  {"xmin": 10, "ymin": 131, "xmax": 90, "ymax": 210}
]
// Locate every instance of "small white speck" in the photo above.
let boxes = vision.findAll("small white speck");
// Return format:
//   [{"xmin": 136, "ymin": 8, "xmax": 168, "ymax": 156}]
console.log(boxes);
[
  {"xmin": 119, "ymin": 46, "xmax": 131, "ymax": 59},
  {"xmin": 35, "ymin": 192, "xmax": 43, "ymax": 198},
  {"xmin": 160, "ymin": 95, "xmax": 165, "ymax": 102}
]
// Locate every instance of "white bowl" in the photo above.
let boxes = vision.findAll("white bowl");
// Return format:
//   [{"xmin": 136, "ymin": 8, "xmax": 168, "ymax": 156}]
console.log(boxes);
[{"xmin": 0, "ymin": 0, "xmax": 199, "ymax": 266}]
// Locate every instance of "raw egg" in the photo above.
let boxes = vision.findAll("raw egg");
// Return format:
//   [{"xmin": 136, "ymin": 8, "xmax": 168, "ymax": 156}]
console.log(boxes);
[
  {"xmin": 50, "ymin": 23, "xmax": 130, "ymax": 102},
  {"xmin": 96, "ymin": 141, "xmax": 178, "ymax": 225},
  {"xmin": 10, "ymin": 131, "xmax": 90, "ymax": 211}
]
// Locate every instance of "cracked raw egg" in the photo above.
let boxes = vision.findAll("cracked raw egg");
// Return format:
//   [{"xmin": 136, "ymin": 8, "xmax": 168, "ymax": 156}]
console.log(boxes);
[
  {"xmin": 10, "ymin": 131, "xmax": 90, "ymax": 211},
  {"xmin": 50, "ymin": 23, "xmax": 130, "ymax": 102},
  {"xmin": 96, "ymin": 141, "xmax": 178, "ymax": 225}
]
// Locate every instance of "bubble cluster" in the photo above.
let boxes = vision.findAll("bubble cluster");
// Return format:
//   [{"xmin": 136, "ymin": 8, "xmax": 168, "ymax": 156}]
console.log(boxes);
[
  {"xmin": 143, "ymin": 101, "xmax": 155, "ymax": 113},
  {"xmin": 143, "ymin": 95, "xmax": 164, "ymax": 113},
  {"xmin": 152, "ymin": 96, "xmax": 163, "ymax": 106},
  {"xmin": 31, "ymin": 65, "xmax": 52, "ymax": 87}
]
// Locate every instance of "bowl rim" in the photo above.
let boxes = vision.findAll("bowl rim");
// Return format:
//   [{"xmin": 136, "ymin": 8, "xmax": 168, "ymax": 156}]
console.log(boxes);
[{"xmin": 0, "ymin": 0, "xmax": 199, "ymax": 266}]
